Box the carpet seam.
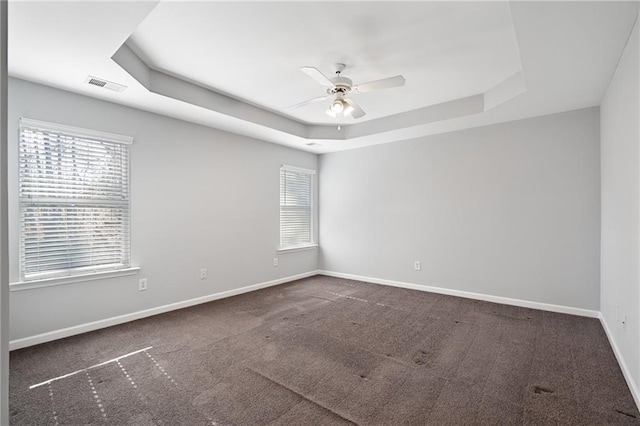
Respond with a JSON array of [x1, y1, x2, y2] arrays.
[[248, 368, 359, 425]]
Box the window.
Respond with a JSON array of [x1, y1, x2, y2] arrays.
[[18, 118, 132, 281], [280, 165, 315, 249]]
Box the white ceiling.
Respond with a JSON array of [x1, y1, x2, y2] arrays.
[[8, 1, 640, 154], [127, 1, 522, 124]]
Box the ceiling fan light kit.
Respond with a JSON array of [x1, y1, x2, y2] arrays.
[[330, 99, 345, 113], [290, 63, 406, 121]]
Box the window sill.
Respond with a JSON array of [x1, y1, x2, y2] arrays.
[[10, 267, 140, 292], [278, 244, 318, 254]]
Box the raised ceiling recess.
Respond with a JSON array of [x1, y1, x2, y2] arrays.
[[114, 1, 524, 145]]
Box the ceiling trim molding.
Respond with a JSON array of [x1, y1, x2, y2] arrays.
[[112, 43, 308, 138], [112, 41, 526, 144]]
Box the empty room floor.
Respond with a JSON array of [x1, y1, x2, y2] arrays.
[[9, 276, 640, 425]]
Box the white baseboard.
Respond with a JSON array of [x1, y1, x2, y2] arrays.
[[318, 270, 600, 318], [9, 270, 319, 351], [8, 269, 601, 350], [599, 313, 640, 409]]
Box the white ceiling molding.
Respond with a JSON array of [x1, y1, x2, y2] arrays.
[[113, 41, 524, 144], [484, 71, 527, 111], [112, 43, 308, 138]]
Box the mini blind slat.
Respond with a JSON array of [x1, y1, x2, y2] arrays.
[[22, 257, 127, 270], [19, 119, 132, 280], [21, 251, 128, 261], [280, 167, 314, 248]]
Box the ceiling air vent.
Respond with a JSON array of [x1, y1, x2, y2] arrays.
[[85, 76, 127, 93]]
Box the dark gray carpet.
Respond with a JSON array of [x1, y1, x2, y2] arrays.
[[9, 275, 640, 425]]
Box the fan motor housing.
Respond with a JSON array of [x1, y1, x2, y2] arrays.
[[328, 76, 353, 95]]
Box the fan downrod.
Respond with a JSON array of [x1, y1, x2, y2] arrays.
[[327, 63, 352, 95]]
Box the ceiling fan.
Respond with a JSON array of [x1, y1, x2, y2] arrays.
[[288, 63, 406, 119]]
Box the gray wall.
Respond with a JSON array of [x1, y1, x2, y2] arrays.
[[320, 108, 601, 310], [600, 16, 639, 400], [8, 78, 318, 341]]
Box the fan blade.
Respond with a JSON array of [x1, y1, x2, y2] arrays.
[[352, 75, 406, 93], [287, 95, 330, 110], [300, 66, 335, 88], [344, 98, 366, 119]]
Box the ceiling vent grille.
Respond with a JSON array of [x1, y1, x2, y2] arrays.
[[85, 76, 127, 93]]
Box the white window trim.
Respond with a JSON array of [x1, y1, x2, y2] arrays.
[[10, 267, 140, 291], [20, 118, 133, 145], [18, 117, 134, 283], [277, 244, 318, 254], [280, 164, 316, 175], [280, 164, 316, 250]]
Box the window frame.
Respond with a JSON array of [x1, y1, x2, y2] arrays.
[[279, 164, 317, 252], [15, 118, 134, 285]]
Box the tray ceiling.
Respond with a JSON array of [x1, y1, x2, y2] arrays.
[[8, 1, 640, 153]]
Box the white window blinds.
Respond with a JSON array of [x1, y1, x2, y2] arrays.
[[19, 118, 133, 281], [280, 165, 315, 249]]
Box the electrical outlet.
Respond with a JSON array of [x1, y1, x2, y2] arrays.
[[273, 258, 279, 267], [200, 268, 207, 280], [139, 278, 148, 291], [414, 261, 421, 271]]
